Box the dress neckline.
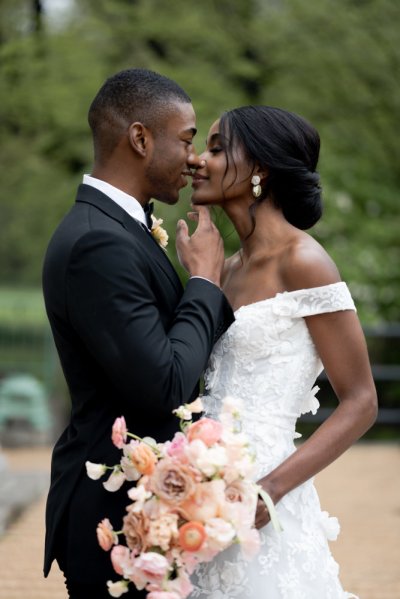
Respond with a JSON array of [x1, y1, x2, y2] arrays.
[[233, 281, 346, 315]]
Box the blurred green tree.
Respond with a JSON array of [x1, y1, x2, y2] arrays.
[[0, 0, 398, 322]]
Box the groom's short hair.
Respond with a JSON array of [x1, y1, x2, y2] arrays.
[[88, 68, 191, 159]]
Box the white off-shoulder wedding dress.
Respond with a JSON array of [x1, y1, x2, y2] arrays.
[[191, 282, 358, 599]]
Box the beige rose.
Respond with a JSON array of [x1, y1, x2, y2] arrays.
[[122, 508, 148, 555], [150, 458, 196, 504]]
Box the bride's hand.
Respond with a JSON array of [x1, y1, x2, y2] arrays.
[[254, 495, 271, 530]]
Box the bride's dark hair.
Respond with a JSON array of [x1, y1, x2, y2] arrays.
[[219, 105, 322, 230]]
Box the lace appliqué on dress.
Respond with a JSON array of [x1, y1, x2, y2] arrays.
[[194, 283, 358, 599]]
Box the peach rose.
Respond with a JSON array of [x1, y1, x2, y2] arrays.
[[186, 417, 223, 447], [150, 458, 196, 504], [96, 518, 118, 551], [179, 479, 225, 522], [112, 416, 127, 449]]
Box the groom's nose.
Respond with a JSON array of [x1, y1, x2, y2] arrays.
[[187, 147, 205, 169]]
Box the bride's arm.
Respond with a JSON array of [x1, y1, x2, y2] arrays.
[[257, 248, 377, 528]]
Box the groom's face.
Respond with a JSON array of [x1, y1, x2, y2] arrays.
[[145, 102, 198, 205]]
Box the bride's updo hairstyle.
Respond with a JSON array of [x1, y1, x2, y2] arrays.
[[219, 105, 322, 230]]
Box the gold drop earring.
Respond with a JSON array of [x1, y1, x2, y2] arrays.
[[251, 175, 262, 198]]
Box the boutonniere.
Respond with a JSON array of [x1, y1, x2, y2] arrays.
[[151, 215, 169, 249]]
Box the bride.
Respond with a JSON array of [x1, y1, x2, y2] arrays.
[[188, 106, 377, 598]]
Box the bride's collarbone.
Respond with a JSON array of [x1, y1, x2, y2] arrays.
[[223, 269, 286, 312]]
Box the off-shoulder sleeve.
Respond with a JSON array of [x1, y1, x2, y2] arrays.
[[273, 282, 356, 318]]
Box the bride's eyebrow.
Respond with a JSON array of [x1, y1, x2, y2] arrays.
[[206, 132, 222, 146]]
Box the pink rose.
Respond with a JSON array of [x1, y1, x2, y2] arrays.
[[186, 417, 223, 447], [166, 432, 189, 461], [96, 518, 118, 551], [112, 416, 127, 449], [134, 552, 170, 583], [111, 545, 131, 575]]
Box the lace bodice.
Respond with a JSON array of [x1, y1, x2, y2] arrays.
[[203, 282, 355, 478], [192, 283, 358, 598]]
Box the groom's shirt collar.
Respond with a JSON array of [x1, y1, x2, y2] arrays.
[[83, 174, 148, 228]]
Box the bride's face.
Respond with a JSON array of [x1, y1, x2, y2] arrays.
[[191, 119, 253, 206]]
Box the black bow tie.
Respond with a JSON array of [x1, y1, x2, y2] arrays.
[[144, 202, 154, 229]]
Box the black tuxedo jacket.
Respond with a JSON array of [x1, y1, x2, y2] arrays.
[[42, 184, 234, 585]]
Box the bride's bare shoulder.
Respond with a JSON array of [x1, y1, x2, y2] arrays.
[[281, 234, 341, 292]]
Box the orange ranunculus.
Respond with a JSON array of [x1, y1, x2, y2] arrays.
[[178, 521, 207, 552], [130, 442, 157, 475]]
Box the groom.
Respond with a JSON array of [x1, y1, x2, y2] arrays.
[[42, 68, 234, 598]]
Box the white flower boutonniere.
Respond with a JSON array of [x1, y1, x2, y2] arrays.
[[151, 215, 169, 249]]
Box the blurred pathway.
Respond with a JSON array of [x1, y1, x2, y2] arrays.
[[0, 444, 399, 599]]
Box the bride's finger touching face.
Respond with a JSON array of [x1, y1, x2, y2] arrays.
[[191, 119, 254, 206]]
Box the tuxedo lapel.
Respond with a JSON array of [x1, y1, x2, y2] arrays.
[[75, 184, 183, 294]]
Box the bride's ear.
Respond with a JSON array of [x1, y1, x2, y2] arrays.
[[253, 165, 269, 183]]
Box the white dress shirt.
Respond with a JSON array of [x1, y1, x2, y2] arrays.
[[83, 174, 148, 228]]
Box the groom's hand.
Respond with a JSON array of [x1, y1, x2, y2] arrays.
[[176, 205, 224, 287]]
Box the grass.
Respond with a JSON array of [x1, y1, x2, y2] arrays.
[[0, 287, 47, 328]]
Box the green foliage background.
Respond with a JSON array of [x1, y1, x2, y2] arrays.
[[0, 0, 399, 323]]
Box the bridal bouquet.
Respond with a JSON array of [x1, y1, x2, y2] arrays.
[[86, 397, 277, 598]]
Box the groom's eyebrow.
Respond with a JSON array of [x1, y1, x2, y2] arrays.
[[184, 127, 197, 138]]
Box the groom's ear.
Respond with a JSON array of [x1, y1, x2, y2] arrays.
[[128, 122, 152, 157]]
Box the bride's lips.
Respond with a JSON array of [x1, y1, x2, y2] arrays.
[[191, 174, 208, 188]]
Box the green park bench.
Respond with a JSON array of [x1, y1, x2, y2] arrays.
[[0, 373, 52, 433]]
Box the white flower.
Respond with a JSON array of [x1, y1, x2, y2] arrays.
[[85, 461, 106, 480], [120, 456, 141, 481], [103, 467, 126, 492], [320, 510, 340, 541], [300, 385, 320, 416], [172, 405, 192, 420], [196, 445, 228, 477], [186, 397, 204, 413], [205, 518, 236, 551], [106, 580, 129, 597], [151, 215, 169, 249], [127, 485, 152, 512], [221, 396, 243, 418]]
